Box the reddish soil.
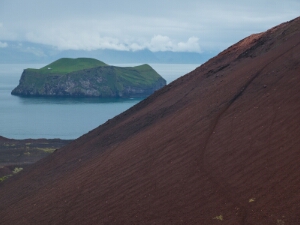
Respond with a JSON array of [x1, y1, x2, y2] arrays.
[[0, 17, 299, 225]]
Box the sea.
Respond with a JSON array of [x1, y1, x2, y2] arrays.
[[0, 63, 200, 140]]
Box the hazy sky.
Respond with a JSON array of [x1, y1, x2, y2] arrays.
[[0, 0, 299, 53]]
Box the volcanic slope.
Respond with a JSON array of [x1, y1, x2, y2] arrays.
[[0, 17, 300, 225]]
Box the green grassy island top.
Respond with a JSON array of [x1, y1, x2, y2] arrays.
[[29, 58, 108, 74], [12, 58, 166, 98]]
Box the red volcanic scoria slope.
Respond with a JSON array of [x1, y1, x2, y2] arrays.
[[0, 17, 299, 225]]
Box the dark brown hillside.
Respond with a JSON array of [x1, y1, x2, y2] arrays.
[[0, 17, 299, 224]]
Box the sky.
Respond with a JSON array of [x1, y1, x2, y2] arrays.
[[0, 0, 299, 53]]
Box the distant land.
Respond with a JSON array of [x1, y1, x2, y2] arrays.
[[0, 41, 215, 64], [11, 58, 166, 98], [0, 136, 71, 182]]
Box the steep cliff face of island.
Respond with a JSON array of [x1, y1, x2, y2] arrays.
[[11, 58, 166, 98]]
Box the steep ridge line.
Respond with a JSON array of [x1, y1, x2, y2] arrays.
[[197, 40, 300, 225]]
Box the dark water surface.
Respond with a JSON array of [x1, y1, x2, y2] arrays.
[[0, 63, 199, 139]]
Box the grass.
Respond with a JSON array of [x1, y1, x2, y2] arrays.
[[0, 167, 23, 183], [249, 198, 255, 203], [12, 167, 23, 174], [35, 147, 56, 153], [277, 219, 285, 225], [31, 58, 108, 74], [213, 215, 223, 221], [3, 143, 15, 147], [115, 64, 162, 87], [0, 175, 11, 182], [17, 58, 107, 91]]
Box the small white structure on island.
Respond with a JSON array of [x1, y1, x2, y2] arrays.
[[48, 67, 51, 70]]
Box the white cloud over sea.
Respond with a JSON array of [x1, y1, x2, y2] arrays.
[[0, 0, 299, 53]]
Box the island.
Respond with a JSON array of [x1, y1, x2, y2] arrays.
[[11, 58, 166, 98]]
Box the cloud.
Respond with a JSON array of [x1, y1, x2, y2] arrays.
[[177, 37, 201, 52], [128, 42, 145, 52], [148, 35, 201, 52], [0, 0, 299, 53], [0, 41, 8, 48], [24, 22, 201, 53], [148, 35, 173, 52], [25, 26, 130, 51]]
